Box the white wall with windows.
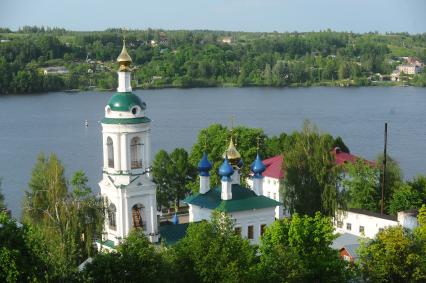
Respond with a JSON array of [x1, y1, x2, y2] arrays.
[[334, 209, 418, 239], [247, 176, 284, 219], [188, 205, 276, 244]]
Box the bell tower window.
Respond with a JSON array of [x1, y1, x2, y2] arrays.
[[130, 137, 142, 169], [108, 203, 117, 230], [107, 137, 114, 168]]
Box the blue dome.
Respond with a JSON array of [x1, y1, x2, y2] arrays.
[[251, 153, 266, 178], [219, 157, 234, 180], [198, 152, 212, 176]]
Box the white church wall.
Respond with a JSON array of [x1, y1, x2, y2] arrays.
[[335, 210, 399, 238]]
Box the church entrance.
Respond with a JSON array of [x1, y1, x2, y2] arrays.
[[131, 203, 145, 230]]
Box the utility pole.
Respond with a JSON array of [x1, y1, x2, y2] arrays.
[[381, 122, 388, 215]]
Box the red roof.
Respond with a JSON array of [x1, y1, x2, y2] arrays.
[[262, 148, 374, 180], [262, 155, 285, 179], [332, 147, 376, 167]]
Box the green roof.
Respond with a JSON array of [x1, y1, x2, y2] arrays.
[[159, 222, 191, 245], [96, 239, 115, 249], [184, 184, 281, 213], [107, 92, 146, 112], [101, 117, 151, 125]]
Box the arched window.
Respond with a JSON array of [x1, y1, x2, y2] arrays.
[[108, 203, 117, 230], [132, 203, 145, 230], [107, 137, 114, 168], [130, 137, 142, 169]]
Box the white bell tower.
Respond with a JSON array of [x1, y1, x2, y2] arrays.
[[99, 39, 159, 245]]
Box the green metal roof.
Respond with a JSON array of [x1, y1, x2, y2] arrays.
[[184, 184, 282, 213], [159, 222, 191, 245], [107, 92, 146, 112], [96, 239, 115, 249], [101, 117, 151, 125]]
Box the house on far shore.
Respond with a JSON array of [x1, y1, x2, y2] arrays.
[[43, 66, 69, 75], [221, 36, 233, 44]]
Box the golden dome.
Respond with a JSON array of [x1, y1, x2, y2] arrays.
[[117, 39, 132, 71], [223, 138, 241, 167]]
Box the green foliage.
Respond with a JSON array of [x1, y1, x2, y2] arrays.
[[82, 230, 171, 282], [342, 159, 381, 211], [258, 213, 354, 282], [389, 184, 423, 215], [173, 211, 257, 283], [152, 148, 196, 209], [283, 121, 342, 216], [22, 153, 105, 279], [0, 212, 52, 282], [358, 225, 426, 282], [1, 29, 424, 94]]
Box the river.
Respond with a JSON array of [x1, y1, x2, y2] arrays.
[[0, 87, 425, 217]]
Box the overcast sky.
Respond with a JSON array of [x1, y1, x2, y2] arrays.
[[1, 0, 425, 33]]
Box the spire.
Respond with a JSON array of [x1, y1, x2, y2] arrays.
[[116, 36, 133, 93], [117, 37, 132, 72]]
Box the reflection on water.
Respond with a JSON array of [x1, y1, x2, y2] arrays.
[[0, 87, 425, 217]]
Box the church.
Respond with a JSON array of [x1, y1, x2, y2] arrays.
[[98, 40, 282, 248]]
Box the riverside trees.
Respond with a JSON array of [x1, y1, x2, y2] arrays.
[[21, 153, 105, 279]]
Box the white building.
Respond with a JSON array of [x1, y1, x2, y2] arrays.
[[43, 66, 68, 75], [98, 40, 159, 248], [335, 208, 419, 239], [184, 139, 282, 244], [397, 64, 422, 75]]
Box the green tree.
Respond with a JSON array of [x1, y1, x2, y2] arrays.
[[389, 184, 423, 215], [82, 229, 172, 283], [258, 213, 353, 282], [153, 148, 196, 210], [173, 211, 256, 283], [358, 225, 425, 282], [0, 212, 52, 282], [342, 159, 380, 211], [22, 153, 104, 279], [284, 121, 342, 216]]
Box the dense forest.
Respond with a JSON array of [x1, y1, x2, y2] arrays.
[[0, 26, 426, 94]]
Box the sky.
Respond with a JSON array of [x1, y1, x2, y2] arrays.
[[0, 0, 425, 33]]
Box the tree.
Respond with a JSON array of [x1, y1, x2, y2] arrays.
[[0, 212, 52, 282], [389, 184, 423, 215], [258, 213, 353, 282], [22, 153, 104, 279], [82, 229, 172, 283], [284, 121, 342, 216], [152, 148, 196, 210], [342, 159, 381, 211], [173, 211, 256, 283], [358, 225, 425, 282]]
